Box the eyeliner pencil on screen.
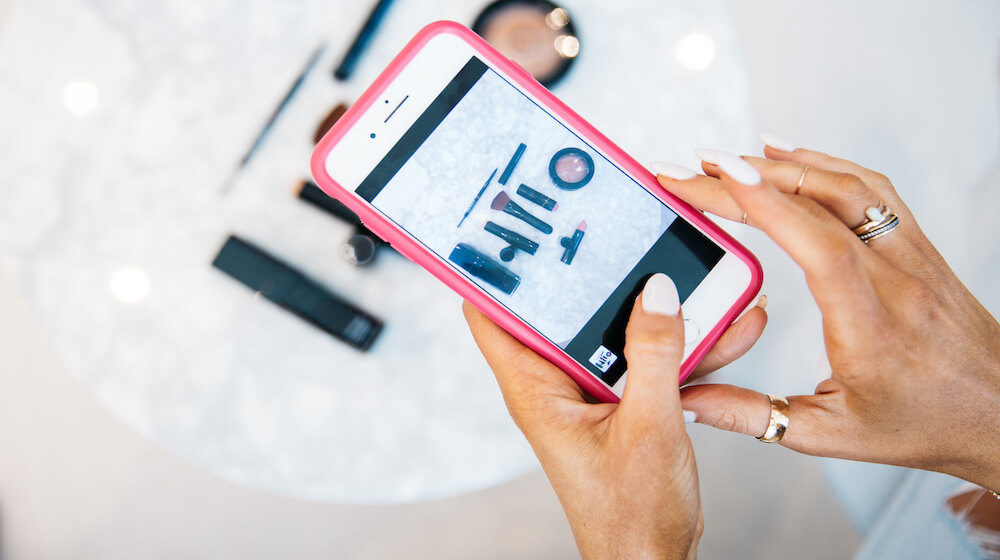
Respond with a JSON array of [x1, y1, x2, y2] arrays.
[[458, 169, 498, 228]]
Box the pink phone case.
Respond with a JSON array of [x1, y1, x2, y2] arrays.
[[310, 21, 763, 403]]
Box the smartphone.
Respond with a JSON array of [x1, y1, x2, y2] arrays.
[[310, 21, 762, 402]]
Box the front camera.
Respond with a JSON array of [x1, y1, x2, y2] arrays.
[[370, 133, 376, 139]]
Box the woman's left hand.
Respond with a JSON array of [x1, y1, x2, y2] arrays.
[[463, 274, 705, 560]]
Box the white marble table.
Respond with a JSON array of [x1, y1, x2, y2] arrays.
[[0, 0, 755, 502]]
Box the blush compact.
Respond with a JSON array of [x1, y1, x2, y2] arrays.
[[549, 147, 594, 190], [471, 0, 580, 88]]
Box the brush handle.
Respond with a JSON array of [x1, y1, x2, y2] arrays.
[[504, 201, 552, 234]]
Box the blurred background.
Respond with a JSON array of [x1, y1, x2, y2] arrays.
[[0, 0, 997, 558]]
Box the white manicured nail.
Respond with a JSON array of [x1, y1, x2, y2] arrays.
[[683, 410, 698, 424], [760, 132, 797, 152], [695, 148, 727, 165], [650, 161, 698, 180], [641, 273, 680, 317], [716, 151, 762, 186]]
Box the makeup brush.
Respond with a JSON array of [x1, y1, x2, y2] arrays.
[[560, 220, 587, 265], [490, 191, 553, 234]]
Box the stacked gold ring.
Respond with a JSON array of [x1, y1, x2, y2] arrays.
[[852, 203, 900, 244]]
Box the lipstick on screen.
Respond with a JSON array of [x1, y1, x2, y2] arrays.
[[559, 220, 587, 265]]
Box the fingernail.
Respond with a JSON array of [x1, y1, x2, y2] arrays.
[[759, 132, 797, 152], [683, 410, 698, 424], [756, 294, 768, 310], [650, 161, 698, 180], [716, 151, 762, 186], [641, 273, 680, 317], [694, 148, 727, 165]]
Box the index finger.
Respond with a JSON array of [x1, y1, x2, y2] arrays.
[[705, 151, 882, 317]]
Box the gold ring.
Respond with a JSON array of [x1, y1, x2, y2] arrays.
[[852, 203, 900, 243], [741, 212, 748, 224], [794, 166, 810, 195], [857, 214, 900, 243], [758, 394, 790, 443]]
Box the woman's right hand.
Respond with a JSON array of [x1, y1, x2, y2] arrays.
[[653, 140, 1000, 492]]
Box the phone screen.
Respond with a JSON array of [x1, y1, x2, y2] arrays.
[[357, 56, 723, 386]]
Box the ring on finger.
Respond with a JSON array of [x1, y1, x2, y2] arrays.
[[794, 166, 810, 195], [758, 394, 790, 443], [741, 211, 748, 225], [852, 203, 901, 243]]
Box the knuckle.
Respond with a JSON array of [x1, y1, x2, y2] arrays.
[[712, 398, 759, 436], [869, 171, 893, 189], [835, 173, 869, 199], [624, 329, 681, 365], [824, 237, 860, 271]]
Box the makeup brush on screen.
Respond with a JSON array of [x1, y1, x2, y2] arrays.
[[490, 191, 553, 234]]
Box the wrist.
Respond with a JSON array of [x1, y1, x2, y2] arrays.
[[574, 517, 701, 560]]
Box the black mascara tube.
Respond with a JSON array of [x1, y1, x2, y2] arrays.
[[212, 235, 383, 351]]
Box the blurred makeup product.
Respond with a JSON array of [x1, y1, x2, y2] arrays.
[[333, 0, 395, 81], [449, 243, 520, 295], [296, 180, 391, 266], [559, 220, 587, 265], [458, 169, 498, 228], [490, 191, 553, 234], [485, 220, 539, 261], [516, 183, 558, 210], [471, 0, 579, 88], [314, 102, 350, 144], [220, 44, 326, 195], [297, 180, 363, 226], [212, 235, 383, 351], [343, 234, 380, 266], [499, 143, 526, 185], [549, 147, 594, 190]]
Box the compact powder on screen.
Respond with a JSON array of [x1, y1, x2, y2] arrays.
[[472, 0, 580, 88], [549, 147, 594, 190]]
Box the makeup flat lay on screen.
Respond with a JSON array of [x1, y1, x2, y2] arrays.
[[352, 56, 725, 387]]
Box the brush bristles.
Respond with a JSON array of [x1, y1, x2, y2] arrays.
[[490, 191, 511, 210]]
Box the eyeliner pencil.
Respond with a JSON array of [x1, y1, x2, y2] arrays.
[[333, 0, 395, 81], [220, 44, 326, 194]]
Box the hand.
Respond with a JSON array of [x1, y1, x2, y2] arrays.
[[653, 140, 1000, 491], [463, 274, 702, 560]]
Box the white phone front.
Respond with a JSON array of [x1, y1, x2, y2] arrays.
[[317, 25, 760, 398]]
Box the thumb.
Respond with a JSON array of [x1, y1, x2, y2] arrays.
[[618, 273, 686, 423], [679, 383, 842, 456]]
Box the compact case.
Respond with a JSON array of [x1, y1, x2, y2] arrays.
[[310, 21, 762, 403]]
